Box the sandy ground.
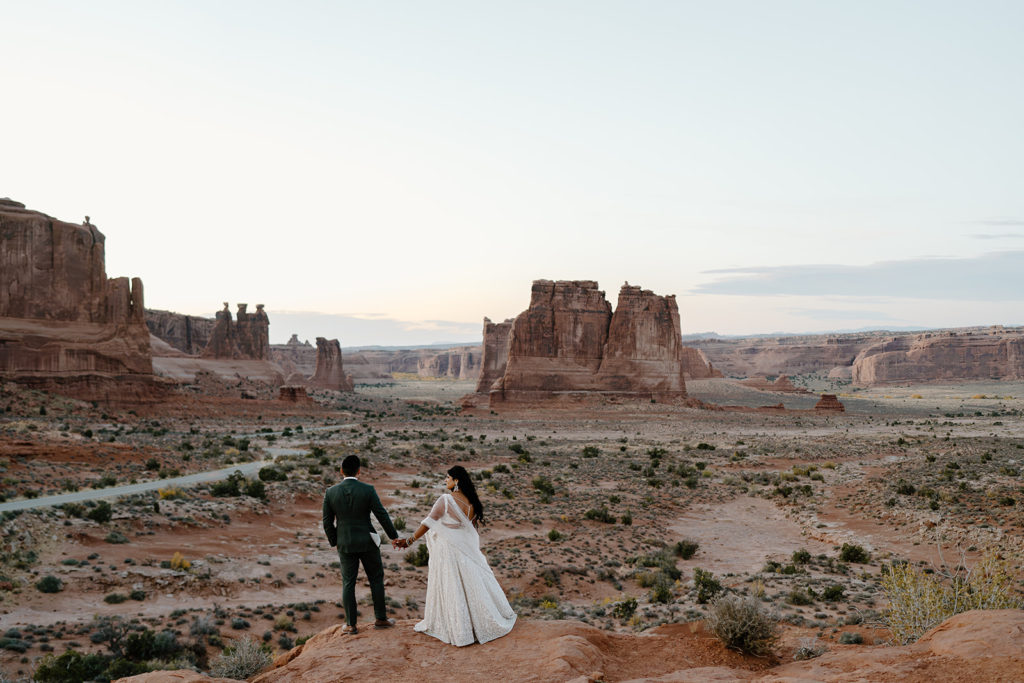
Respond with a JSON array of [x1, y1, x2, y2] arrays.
[[1, 377, 1022, 680]]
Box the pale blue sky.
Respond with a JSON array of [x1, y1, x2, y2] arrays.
[[3, 2, 1023, 346]]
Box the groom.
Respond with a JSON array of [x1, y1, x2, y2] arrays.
[[323, 455, 402, 634]]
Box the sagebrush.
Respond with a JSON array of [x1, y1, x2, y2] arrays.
[[209, 637, 272, 679], [706, 593, 780, 655]]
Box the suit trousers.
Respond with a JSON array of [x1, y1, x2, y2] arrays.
[[339, 546, 387, 625]]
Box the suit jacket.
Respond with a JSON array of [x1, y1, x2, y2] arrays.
[[322, 478, 399, 554]]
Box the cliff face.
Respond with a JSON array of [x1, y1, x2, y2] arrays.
[[145, 309, 215, 355], [490, 280, 692, 404], [0, 198, 160, 402], [474, 317, 514, 393], [852, 329, 1024, 385], [308, 337, 354, 391]]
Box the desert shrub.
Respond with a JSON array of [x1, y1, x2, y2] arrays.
[[582, 446, 600, 457], [169, 551, 191, 572], [839, 631, 863, 644], [105, 531, 129, 544], [548, 529, 563, 542], [35, 575, 62, 593], [619, 510, 632, 525], [231, 617, 250, 630], [244, 479, 267, 500], [158, 486, 186, 500], [839, 543, 870, 564], [33, 650, 110, 682], [258, 466, 288, 482], [0, 637, 29, 653], [611, 597, 637, 620], [104, 592, 128, 604], [693, 568, 723, 604], [792, 636, 826, 660], [584, 507, 616, 524], [532, 475, 556, 497], [394, 516, 406, 531], [209, 636, 272, 679], [145, 458, 160, 471], [130, 589, 146, 601], [792, 548, 811, 564], [822, 584, 845, 602], [706, 594, 780, 655], [86, 500, 113, 523], [673, 539, 699, 560], [405, 543, 429, 567], [882, 550, 1023, 644], [787, 588, 813, 606], [649, 578, 673, 604]]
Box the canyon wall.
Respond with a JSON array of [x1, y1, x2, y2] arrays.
[[489, 280, 692, 405], [0, 198, 161, 402], [474, 318, 514, 393], [146, 309, 215, 355], [852, 328, 1024, 385], [200, 303, 270, 360]]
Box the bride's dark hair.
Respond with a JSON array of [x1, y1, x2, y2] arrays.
[[448, 465, 484, 526]]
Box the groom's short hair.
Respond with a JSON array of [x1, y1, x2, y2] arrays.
[[342, 455, 361, 477]]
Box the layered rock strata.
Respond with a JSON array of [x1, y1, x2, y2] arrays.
[[852, 328, 1024, 385], [739, 375, 811, 394], [474, 318, 514, 393], [0, 199, 162, 402], [308, 338, 354, 391], [145, 309, 215, 355], [488, 280, 692, 405], [199, 303, 270, 360], [814, 394, 845, 412]]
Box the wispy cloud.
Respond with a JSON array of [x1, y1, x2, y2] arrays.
[[694, 251, 1024, 301], [785, 308, 900, 322]]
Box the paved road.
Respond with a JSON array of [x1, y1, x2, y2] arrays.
[[0, 459, 275, 513]]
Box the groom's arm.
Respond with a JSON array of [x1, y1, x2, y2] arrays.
[[322, 492, 337, 547], [369, 487, 399, 540]]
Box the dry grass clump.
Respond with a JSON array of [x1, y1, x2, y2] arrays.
[[882, 549, 1023, 644], [209, 636, 271, 679], [705, 593, 780, 656]]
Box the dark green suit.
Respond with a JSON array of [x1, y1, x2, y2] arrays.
[[322, 477, 399, 626]]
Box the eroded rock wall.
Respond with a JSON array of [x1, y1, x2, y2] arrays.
[[146, 309, 215, 355], [474, 317, 514, 393], [852, 328, 1024, 385], [0, 198, 161, 402], [490, 280, 692, 404], [199, 303, 270, 360]]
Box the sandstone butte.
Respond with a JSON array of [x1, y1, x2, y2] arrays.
[[200, 303, 271, 361], [116, 609, 1024, 683], [307, 337, 355, 392], [0, 198, 164, 403], [470, 280, 720, 408]]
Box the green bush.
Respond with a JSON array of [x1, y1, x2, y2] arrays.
[[36, 575, 63, 593], [693, 568, 723, 604], [792, 548, 811, 564], [611, 597, 637, 620], [822, 584, 845, 602], [582, 446, 600, 458], [105, 531, 129, 544], [104, 592, 128, 604], [839, 631, 863, 644], [839, 543, 870, 564], [674, 539, 699, 560], [405, 543, 429, 567], [258, 467, 288, 482], [706, 594, 780, 656], [86, 501, 113, 523], [584, 507, 616, 524]]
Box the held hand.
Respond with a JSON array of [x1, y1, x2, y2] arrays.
[[392, 538, 408, 549]]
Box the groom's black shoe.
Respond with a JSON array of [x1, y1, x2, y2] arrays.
[[340, 624, 358, 635], [374, 618, 396, 629]]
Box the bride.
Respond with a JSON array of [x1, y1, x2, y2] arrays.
[[401, 465, 516, 646]]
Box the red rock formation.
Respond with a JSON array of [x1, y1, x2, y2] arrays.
[[270, 335, 316, 384], [117, 610, 1024, 683], [0, 199, 163, 402], [680, 346, 723, 379], [814, 393, 845, 412], [852, 328, 1024, 386], [489, 280, 692, 405], [417, 347, 480, 379], [199, 302, 270, 360], [308, 338, 354, 392], [145, 309, 215, 355], [475, 317, 514, 393], [278, 386, 312, 402]]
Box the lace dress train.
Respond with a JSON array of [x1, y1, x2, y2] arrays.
[[413, 494, 516, 646]]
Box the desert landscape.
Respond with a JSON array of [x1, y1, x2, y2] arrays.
[[1, 199, 1022, 681]]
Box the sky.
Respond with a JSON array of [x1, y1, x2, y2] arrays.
[[3, 1, 1023, 347]]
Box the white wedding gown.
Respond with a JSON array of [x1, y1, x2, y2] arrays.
[[413, 493, 517, 646]]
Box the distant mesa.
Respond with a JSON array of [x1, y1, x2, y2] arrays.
[[0, 198, 166, 403], [467, 279, 719, 408], [278, 385, 313, 403]]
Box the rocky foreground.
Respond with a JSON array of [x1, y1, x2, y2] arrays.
[[119, 610, 1024, 683]]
